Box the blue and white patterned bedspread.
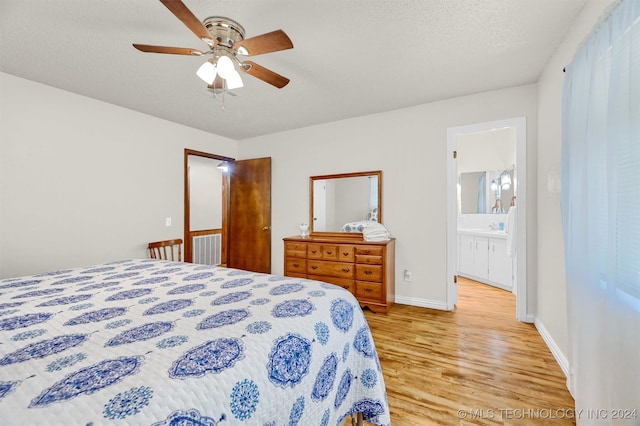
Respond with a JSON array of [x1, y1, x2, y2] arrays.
[[0, 259, 390, 426]]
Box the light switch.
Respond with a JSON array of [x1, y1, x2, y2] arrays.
[[165, 217, 172, 227]]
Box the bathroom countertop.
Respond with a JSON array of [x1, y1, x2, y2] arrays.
[[458, 228, 507, 238]]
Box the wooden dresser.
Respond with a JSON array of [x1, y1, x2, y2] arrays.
[[283, 235, 395, 314]]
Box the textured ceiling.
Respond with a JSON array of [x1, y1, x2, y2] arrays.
[[0, 0, 587, 140]]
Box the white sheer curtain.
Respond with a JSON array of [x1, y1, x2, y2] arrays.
[[562, 0, 640, 423]]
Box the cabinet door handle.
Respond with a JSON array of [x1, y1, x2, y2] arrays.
[[311, 265, 318, 270], [341, 268, 350, 273]]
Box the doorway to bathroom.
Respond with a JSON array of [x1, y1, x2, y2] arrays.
[[446, 117, 529, 322]]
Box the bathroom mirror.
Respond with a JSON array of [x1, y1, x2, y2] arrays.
[[310, 171, 382, 235], [460, 169, 514, 214]]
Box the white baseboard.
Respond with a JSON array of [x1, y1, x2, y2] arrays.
[[534, 317, 570, 378], [394, 296, 450, 311]]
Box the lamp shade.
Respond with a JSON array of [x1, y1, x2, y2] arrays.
[[196, 61, 216, 85], [500, 170, 512, 191], [490, 178, 499, 192], [216, 55, 235, 79], [225, 70, 244, 89]]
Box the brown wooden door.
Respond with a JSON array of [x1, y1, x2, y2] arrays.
[[228, 157, 271, 273]]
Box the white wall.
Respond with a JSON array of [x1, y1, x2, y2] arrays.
[[457, 127, 517, 173], [0, 72, 237, 278], [238, 84, 537, 309], [535, 0, 616, 369], [189, 155, 223, 230]]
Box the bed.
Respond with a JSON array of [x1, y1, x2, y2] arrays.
[[0, 259, 390, 425]]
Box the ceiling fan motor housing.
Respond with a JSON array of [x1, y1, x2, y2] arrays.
[[203, 17, 245, 49]]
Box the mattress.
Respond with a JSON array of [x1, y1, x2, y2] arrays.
[[0, 259, 390, 425]]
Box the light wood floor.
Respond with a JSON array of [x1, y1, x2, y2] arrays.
[[361, 277, 575, 425]]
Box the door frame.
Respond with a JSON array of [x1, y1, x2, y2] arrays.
[[446, 117, 529, 322], [184, 149, 234, 263]]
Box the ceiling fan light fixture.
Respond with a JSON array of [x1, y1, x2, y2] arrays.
[[216, 55, 235, 79], [225, 70, 244, 89], [196, 61, 217, 84], [133, 3, 293, 91]]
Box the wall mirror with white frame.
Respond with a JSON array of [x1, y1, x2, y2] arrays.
[[310, 171, 382, 235]]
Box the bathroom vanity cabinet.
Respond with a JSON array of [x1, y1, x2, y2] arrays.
[[458, 230, 513, 290]]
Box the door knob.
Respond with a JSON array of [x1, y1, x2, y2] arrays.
[[262, 226, 270, 231]]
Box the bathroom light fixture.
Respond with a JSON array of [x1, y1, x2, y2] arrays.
[[500, 170, 512, 191], [490, 177, 499, 193]]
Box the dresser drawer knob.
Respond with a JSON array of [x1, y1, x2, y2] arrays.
[[293, 263, 300, 268], [311, 250, 317, 254], [364, 288, 372, 292], [342, 252, 349, 256], [364, 270, 373, 275], [326, 250, 333, 255], [341, 268, 350, 273], [311, 265, 318, 270]]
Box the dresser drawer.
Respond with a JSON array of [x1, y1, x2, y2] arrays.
[[286, 249, 307, 258], [307, 260, 354, 279], [285, 258, 307, 275], [355, 246, 384, 257], [355, 254, 383, 265], [307, 244, 322, 259], [285, 242, 307, 252], [356, 281, 383, 301], [355, 264, 383, 282], [337, 245, 355, 262], [308, 274, 354, 293]]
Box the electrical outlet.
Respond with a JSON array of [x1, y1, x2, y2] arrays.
[[165, 217, 172, 227], [403, 269, 413, 282]]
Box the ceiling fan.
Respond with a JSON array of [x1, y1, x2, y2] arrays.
[[133, 0, 294, 90]]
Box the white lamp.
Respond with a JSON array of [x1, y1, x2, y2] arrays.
[[216, 55, 235, 79], [490, 177, 499, 192], [225, 70, 244, 89], [500, 170, 512, 191], [196, 61, 216, 85], [197, 55, 243, 89]]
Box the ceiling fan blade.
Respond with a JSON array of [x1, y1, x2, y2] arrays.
[[133, 44, 204, 56], [235, 30, 293, 56], [159, 0, 216, 46], [241, 61, 290, 88]]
